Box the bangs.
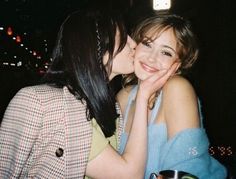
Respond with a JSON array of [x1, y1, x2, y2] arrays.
[[143, 25, 172, 42]]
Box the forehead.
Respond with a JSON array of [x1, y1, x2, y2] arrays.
[[146, 27, 177, 43], [145, 26, 174, 39]]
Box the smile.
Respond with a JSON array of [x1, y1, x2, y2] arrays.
[[140, 62, 158, 73]]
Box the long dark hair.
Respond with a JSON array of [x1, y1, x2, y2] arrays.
[[43, 9, 128, 137]]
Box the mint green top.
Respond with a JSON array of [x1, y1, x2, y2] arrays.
[[89, 118, 118, 161]]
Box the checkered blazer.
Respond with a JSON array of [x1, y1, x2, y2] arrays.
[[0, 85, 123, 179]]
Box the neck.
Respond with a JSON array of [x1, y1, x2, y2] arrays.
[[137, 82, 160, 110]]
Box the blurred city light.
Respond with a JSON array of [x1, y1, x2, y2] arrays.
[[16, 35, 21, 43], [7, 27, 13, 35], [0, 24, 50, 75]]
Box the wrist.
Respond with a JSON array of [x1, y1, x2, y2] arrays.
[[136, 91, 149, 103]]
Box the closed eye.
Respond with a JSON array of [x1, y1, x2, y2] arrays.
[[141, 41, 151, 48]]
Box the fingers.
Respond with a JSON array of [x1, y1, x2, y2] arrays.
[[146, 69, 168, 83], [149, 62, 180, 90], [138, 62, 181, 100], [146, 62, 179, 83], [138, 70, 167, 98], [139, 70, 167, 95]]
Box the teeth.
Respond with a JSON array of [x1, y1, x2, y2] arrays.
[[141, 63, 157, 72]]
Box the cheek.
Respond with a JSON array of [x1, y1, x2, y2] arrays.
[[112, 58, 134, 74], [134, 47, 143, 58], [134, 51, 142, 67], [134, 61, 148, 80], [162, 62, 172, 70], [111, 59, 119, 72], [133, 59, 139, 72], [162, 60, 176, 70]]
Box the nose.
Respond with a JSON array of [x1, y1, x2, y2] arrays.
[[147, 50, 165, 69], [148, 49, 159, 63]]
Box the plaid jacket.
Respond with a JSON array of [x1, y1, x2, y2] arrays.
[[0, 85, 123, 179]]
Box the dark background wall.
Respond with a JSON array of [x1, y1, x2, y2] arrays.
[[0, 0, 235, 175]]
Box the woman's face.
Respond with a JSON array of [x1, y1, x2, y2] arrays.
[[103, 32, 137, 80], [134, 28, 179, 81]]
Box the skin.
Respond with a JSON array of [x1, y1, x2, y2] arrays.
[[86, 30, 177, 179], [103, 32, 137, 80], [119, 28, 200, 143], [134, 28, 180, 81]]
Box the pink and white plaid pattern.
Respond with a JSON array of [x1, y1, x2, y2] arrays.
[[0, 85, 93, 178]]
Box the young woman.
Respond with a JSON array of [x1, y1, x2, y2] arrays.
[[0, 9, 176, 179], [118, 13, 227, 179]]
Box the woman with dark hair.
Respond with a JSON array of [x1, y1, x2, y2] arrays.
[[0, 9, 176, 178]]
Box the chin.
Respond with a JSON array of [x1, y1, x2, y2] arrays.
[[135, 72, 149, 81]]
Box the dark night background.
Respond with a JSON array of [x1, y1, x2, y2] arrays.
[[0, 0, 235, 177]]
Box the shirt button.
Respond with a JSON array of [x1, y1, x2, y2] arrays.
[[55, 148, 64, 157]]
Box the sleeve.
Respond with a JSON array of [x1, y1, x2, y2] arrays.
[[0, 87, 43, 178], [159, 128, 227, 179]]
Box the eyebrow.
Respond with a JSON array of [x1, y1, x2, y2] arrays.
[[142, 36, 152, 41], [143, 36, 177, 54]]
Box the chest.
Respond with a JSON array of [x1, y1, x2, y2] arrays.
[[124, 98, 165, 134]]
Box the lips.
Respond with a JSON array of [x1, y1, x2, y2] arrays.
[[140, 62, 158, 73]]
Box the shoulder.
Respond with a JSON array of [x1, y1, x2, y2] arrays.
[[162, 75, 198, 110], [2, 85, 49, 130], [17, 84, 63, 96], [163, 75, 196, 97], [11, 84, 66, 111], [33, 84, 64, 97], [162, 75, 198, 108], [116, 85, 134, 114], [162, 75, 200, 138], [9, 85, 44, 105]]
